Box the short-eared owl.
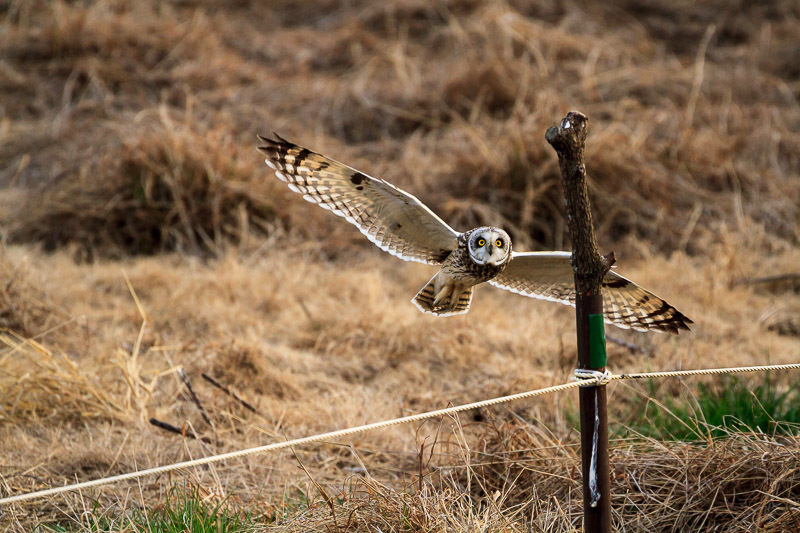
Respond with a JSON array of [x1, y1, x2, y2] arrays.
[[258, 134, 692, 334]]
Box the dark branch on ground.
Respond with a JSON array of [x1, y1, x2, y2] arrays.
[[202, 372, 259, 414], [179, 369, 213, 429], [149, 418, 211, 443]]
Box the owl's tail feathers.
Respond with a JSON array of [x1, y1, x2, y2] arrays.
[[412, 275, 473, 317]]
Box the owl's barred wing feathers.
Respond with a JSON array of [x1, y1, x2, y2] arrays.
[[488, 252, 693, 334], [258, 134, 459, 265]]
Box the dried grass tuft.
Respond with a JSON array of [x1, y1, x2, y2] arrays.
[[7, 116, 276, 258], [0, 331, 128, 423], [0, 256, 63, 336], [467, 416, 800, 531]]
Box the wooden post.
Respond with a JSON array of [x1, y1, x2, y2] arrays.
[[546, 111, 612, 532]]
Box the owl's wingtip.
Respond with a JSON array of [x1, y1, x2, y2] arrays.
[[256, 131, 291, 148], [661, 311, 693, 334], [256, 133, 275, 153]]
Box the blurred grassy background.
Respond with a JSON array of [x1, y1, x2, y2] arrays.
[[1, 1, 799, 531], [2, 0, 798, 259]]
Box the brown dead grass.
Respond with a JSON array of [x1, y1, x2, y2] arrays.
[[463, 417, 800, 532], [2, 0, 799, 256], [1, 0, 799, 530], [6, 112, 277, 258], [260, 419, 800, 532], [0, 243, 798, 530]]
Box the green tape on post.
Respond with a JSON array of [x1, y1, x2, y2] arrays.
[[589, 313, 607, 368]]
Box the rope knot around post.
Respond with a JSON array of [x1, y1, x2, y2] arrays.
[[574, 368, 614, 387]]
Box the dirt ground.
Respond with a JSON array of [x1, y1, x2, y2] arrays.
[[1, 0, 799, 530]]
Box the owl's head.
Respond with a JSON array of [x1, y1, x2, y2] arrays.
[[467, 227, 511, 266]]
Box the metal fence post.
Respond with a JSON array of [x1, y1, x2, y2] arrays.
[[546, 111, 612, 533]]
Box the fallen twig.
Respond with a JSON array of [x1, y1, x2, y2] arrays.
[[179, 369, 213, 428], [201, 372, 259, 414], [149, 418, 210, 443]]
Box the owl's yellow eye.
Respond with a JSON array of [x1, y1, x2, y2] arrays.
[[477, 239, 486, 247], [495, 239, 504, 247]]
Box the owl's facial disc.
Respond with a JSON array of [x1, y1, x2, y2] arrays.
[[468, 228, 511, 266]]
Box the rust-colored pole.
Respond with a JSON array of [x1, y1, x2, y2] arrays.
[[546, 111, 612, 533]]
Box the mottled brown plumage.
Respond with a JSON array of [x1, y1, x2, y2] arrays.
[[258, 134, 693, 332]]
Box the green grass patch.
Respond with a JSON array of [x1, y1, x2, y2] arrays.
[[42, 485, 258, 532], [624, 374, 800, 440]]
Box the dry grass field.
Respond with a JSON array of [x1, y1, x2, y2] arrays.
[[1, 0, 799, 530]]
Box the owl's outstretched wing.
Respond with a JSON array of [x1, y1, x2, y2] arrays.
[[488, 252, 693, 334], [258, 134, 459, 265]]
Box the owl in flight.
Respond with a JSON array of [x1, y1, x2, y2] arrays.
[[258, 134, 692, 334]]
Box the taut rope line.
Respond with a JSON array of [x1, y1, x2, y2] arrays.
[[0, 379, 587, 505], [1, 362, 798, 506]]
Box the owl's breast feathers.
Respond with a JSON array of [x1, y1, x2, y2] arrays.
[[444, 232, 509, 283]]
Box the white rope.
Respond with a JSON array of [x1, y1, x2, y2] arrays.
[[2, 361, 798, 506], [574, 368, 613, 386], [0, 379, 587, 506], [573, 362, 800, 385], [614, 362, 800, 379]]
